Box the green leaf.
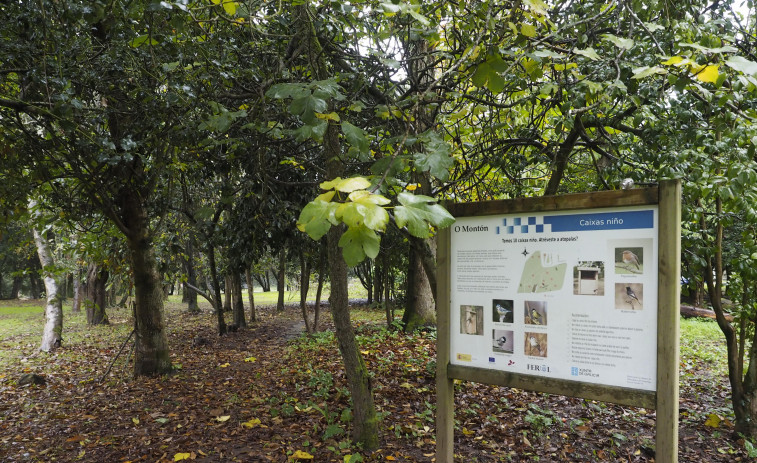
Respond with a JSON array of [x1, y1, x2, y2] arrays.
[[471, 62, 490, 88], [602, 34, 634, 50], [394, 192, 455, 238], [342, 122, 369, 155], [321, 176, 372, 193], [265, 83, 310, 100], [521, 23, 537, 38], [414, 131, 453, 180], [290, 95, 328, 122], [407, 9, 430, 26], [297, 200, 338, 240], [726, 56, 757, 76], [348, 190, 390, 206], [573, 47, 600, 61], [679, 43, 738, 54], [631, 66, 666, 79], [339, 225, 380, 266], [129, 35, 158, 48], [336, 199, 388, 232]]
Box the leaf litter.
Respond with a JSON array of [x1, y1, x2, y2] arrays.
[[0, 300, 751, 462]]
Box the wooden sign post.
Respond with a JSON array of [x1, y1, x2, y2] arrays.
[[436, 180, 680, 462]]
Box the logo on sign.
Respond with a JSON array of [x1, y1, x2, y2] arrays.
[[527, 364, 550, 373]]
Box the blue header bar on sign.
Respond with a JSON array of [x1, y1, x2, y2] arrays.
[[544, 210, 654, 232]]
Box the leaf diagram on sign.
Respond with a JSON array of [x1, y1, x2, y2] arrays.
[[517, 251, 567, 293]]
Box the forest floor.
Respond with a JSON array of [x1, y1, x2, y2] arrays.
[[0, 298, 754, 462]]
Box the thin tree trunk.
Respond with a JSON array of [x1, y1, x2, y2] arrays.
[[10, 276, 21, 299], [30, 200, 62, 352], [207, 245, 227, 335], [313, 243, 326, 332], [277, 247, 286, 312], [300, 249, 312, 334], [223, 274, 232, 313], [704, 197, 757, 437], [184, 236, 199, 313], [84, 263, 109, 325], [231, 271, 246, 329], [295, 3, 378, 448], [72, 266, 82, 313], [245, 268, 257, 323]]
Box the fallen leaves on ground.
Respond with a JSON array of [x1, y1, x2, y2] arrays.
[[0, 300, 751, 462]]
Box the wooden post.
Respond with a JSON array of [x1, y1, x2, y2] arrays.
[[656, 179, 681, 463], [436, 227, 454, 462]]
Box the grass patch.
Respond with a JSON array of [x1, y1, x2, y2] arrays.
[[680, 317, 728, 375]]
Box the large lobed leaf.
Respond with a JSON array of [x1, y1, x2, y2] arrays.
[[338, 224, 380, 266], [394, 192, 455, 238]]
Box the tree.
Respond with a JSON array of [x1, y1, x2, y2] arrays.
[[29, 199, 63, 352]]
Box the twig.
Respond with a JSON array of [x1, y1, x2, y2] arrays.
[[99, 329, 134, 383]]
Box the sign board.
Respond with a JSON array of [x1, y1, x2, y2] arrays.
[[436, 181, 681, 463], [449, 205, 658, 391]]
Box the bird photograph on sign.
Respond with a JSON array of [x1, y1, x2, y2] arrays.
[[614, 283, 644, 310], [615, 246, 645, 275], [524, 332, 548, 357], [492, 299, 514, 323], [524, 300, 547, 326], [492, 329, 514, 354]]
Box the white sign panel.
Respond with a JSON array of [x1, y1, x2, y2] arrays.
[[449, 205, 658, 391]]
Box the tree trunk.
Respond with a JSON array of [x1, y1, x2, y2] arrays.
[[223, 274, 232, 313], [299, 249, 312, 334], [231, 271, 246, 329], [84, 263, 109, 325], [245, 268, 257, 323], [184, 236, 200, 313], [295, 3, 379, 448], [10, 276, 21, 299], [402, 236, 436, 331], [30, 202, 62, 352], [704, 198, 757, 438], [71, 267, 82, 312], [207, 245, 227, 335], [254, 271, 271, 292], [373, 257, 382, 305], [277, 247, 286, 312], [313, 243, 326, 332], [122, 192, 172, 376], [29, 271, 42, 299]]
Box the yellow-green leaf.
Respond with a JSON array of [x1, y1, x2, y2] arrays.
[[315, 191, 336, 202], [174, 453, 191, 461], [694, 64, 719, 84], [244, 356, 256, 363], [216, 415, 231, 422], [132, 417, 140, 425], [223, 1, 238, 15], [521, 23, 537, 38], [661, 56, 686, 66], [315, 112, 340, 122], [242, 418, 261, 428], [321, 177, 371, 193], [704, 414, 722, 428], [291, 449, 314, 460], [219, 362, 230, 368]]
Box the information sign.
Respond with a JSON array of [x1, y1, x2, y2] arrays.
[[449, 205, 658, 390]]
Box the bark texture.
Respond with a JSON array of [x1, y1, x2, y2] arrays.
[[31, 204, 63, 352]]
